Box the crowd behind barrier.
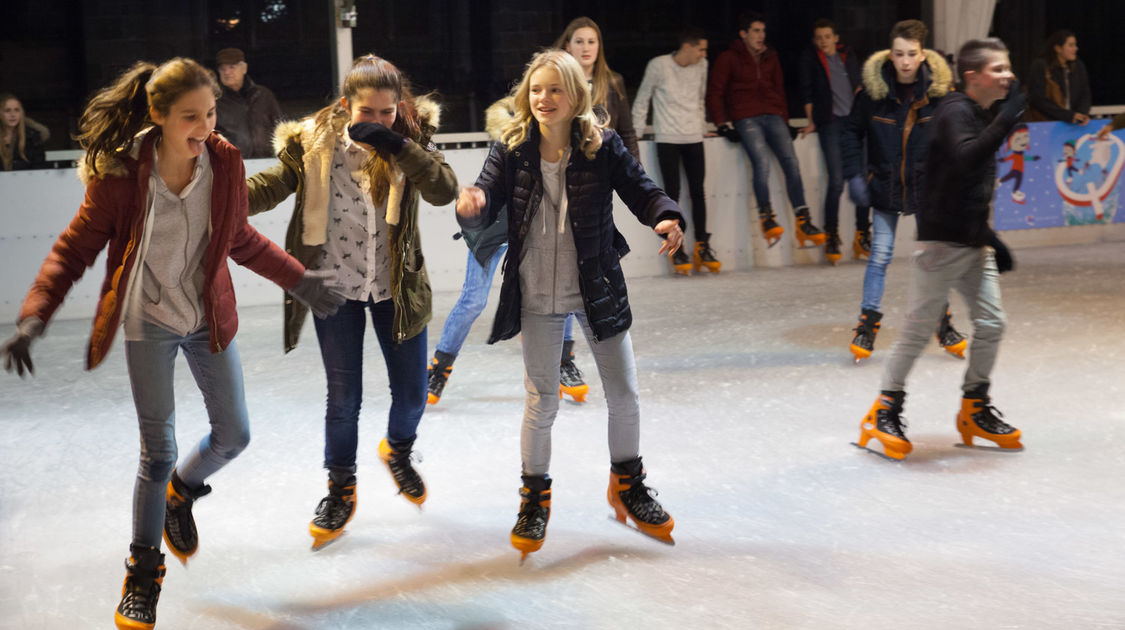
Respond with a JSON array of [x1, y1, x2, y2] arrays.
[[4, 128, 1124, 325]]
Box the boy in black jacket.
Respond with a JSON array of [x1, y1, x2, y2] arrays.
[[855, 38, 1025, 461]]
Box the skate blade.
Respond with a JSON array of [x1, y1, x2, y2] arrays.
[[310, 530, 346, 551], [608, 515, 676, 546], [954, 443, 1024, 453], [850, 442, 906, 461], [162, 532, 193, 567]]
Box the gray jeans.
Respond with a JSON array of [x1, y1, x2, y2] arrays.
[[881, 242, 1007, 393], [520, 309, 640, 476]]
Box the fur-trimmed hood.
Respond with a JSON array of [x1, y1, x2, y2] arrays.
[[862, 49, 952, 101], [484, 96, 515, 141]]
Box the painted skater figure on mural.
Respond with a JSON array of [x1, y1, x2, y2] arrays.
[[996, 124, 1039, 204], [1060, 140, 1083, 184]]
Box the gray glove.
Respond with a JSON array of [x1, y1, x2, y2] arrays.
[[847, 175, 870, 208], [2, 317, 45, 377], [289, 270, 347, 319]]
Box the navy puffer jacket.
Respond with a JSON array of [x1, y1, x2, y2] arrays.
[[459, 121, 683, 344]]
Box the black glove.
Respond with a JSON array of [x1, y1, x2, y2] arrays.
[[988, 232, 1015, 273], [2, 317, 45, 377], [348, 122, 406, 155], [718, 122, 740, 144], [289, 270, 348, 319], [996, 80, 1027, 124]]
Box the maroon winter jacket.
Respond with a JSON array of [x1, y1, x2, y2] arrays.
[[706, 40, 789, 125], [19, 128, 305, 369]]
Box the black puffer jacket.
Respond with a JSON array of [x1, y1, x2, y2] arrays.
[[917, 91, 1021, 246], [459, 122, 682, 344]]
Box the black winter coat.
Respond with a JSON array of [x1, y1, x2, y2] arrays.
[[840, 50, 952, 215], [799, 45, 861, 127], [216, 78, 282, 159], [1026, 58, 1091, 122], [917, 92, 1021, 247], [459, 122, 683, 344]]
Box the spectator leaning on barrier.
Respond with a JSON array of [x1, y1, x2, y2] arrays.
[[1026, 30, 1091, 124], [798, 18, 865, 264], [707, 10, 827, 251], [0, 93, 46, 170], [632, 26, 719, 276], [214, 47, 283, 158]]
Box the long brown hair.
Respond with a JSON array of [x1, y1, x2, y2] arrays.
[[1041, 29, 1077, 68], [553, 17, 625, 108], [313, 54, 429, 204], [76, 57, 220, 175], [500, 49, 604, 160], [0, 93, 28, 170]]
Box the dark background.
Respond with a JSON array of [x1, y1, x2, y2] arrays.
[[1, 0, 1119, 150]]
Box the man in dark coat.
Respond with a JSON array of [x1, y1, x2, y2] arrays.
[[215, 48, 282, 159]]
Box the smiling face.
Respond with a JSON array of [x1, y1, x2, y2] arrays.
[[814, 27, 839, 56], [966, 50, 1013, 106], [1055, 36, 1078, 63], [342, 87, 399, 130], [1010, 129, 1030, 151], [565, 27, 599, 73], [150, 86, 216, 159], [529, 65, 573, 129], [891, 37, 923, 83], [2, 98, 22, 130]]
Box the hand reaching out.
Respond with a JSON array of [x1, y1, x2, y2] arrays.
[[654, 219, 684, 257]]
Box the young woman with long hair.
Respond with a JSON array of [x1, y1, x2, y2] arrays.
[[456, 50, 683, 560], [0, 57, 344, 629], [247, 54, 458, 549]]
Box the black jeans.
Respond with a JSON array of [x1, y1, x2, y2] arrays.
[[656, 142, 708, 240]]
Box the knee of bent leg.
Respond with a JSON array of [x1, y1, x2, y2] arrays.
[[139, 446, 177, 482], [869, 239, 895, 266], [974, 310, 1007, 339]]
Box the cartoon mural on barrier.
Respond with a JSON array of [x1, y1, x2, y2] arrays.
[[993, 120, 1125, 229]]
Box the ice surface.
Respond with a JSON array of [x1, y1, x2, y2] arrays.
[[2, 242, 1124, 629]]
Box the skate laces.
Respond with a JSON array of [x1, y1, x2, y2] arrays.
[[876, 405, 908, 438], [386, 449, 424, 496], [972, 401, 1014, 434], [619, 474, 668, 523]]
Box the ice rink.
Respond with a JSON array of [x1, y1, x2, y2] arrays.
[[2, 241, 1123, 629]]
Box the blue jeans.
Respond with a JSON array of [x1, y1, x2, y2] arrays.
[[437, 244, 573, 356], [861, 209, 899, 312], [735, 114, 806, 210], [313, 297, 428, 476], [125, 322, 251, 548]]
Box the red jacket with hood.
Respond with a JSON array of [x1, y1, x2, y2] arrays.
[[707, 40, 789, 125], [19, 128, 305, 369]]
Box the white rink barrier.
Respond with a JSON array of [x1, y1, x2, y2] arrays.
[[3, 136, 1123, 322]]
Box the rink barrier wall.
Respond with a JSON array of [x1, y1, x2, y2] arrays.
[[4, 136, 1124, 322]]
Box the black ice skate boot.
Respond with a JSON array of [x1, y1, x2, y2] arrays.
[[511, 474, 552, 561], [693, 234, 721, 273], [825, 230, 842, 265], [935, 309, 968, 359], [379, 438, 427, 506], [758, 205, 783, 248], [793, 206, 827, 248], [559, 339, 589, 403], [309, 474, 356, 550], [114, 544, 166, 630], [849, 308, 882, 362], [957, 385, 1023, 451], [853, 227, 871, 260], [163, 469, 211, 566], [608, 457, 675, 544], [670, 247, 692, 276], [427, 350, 455, 405], [856, 390, 912, 460]]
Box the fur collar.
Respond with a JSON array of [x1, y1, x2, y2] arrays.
[[861, 49, 952, 101]]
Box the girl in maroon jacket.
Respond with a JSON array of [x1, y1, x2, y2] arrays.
[[0, 58, 344, 629]]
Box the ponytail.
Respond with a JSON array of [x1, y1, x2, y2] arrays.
[[76, 62, 156, 175]]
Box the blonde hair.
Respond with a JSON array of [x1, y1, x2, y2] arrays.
[[76, 58, 220, 175], [311, 54, 429, 204], [0, 94, 27, 170], [500, 49, 604, 160], [553, 16, 624, 108]]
